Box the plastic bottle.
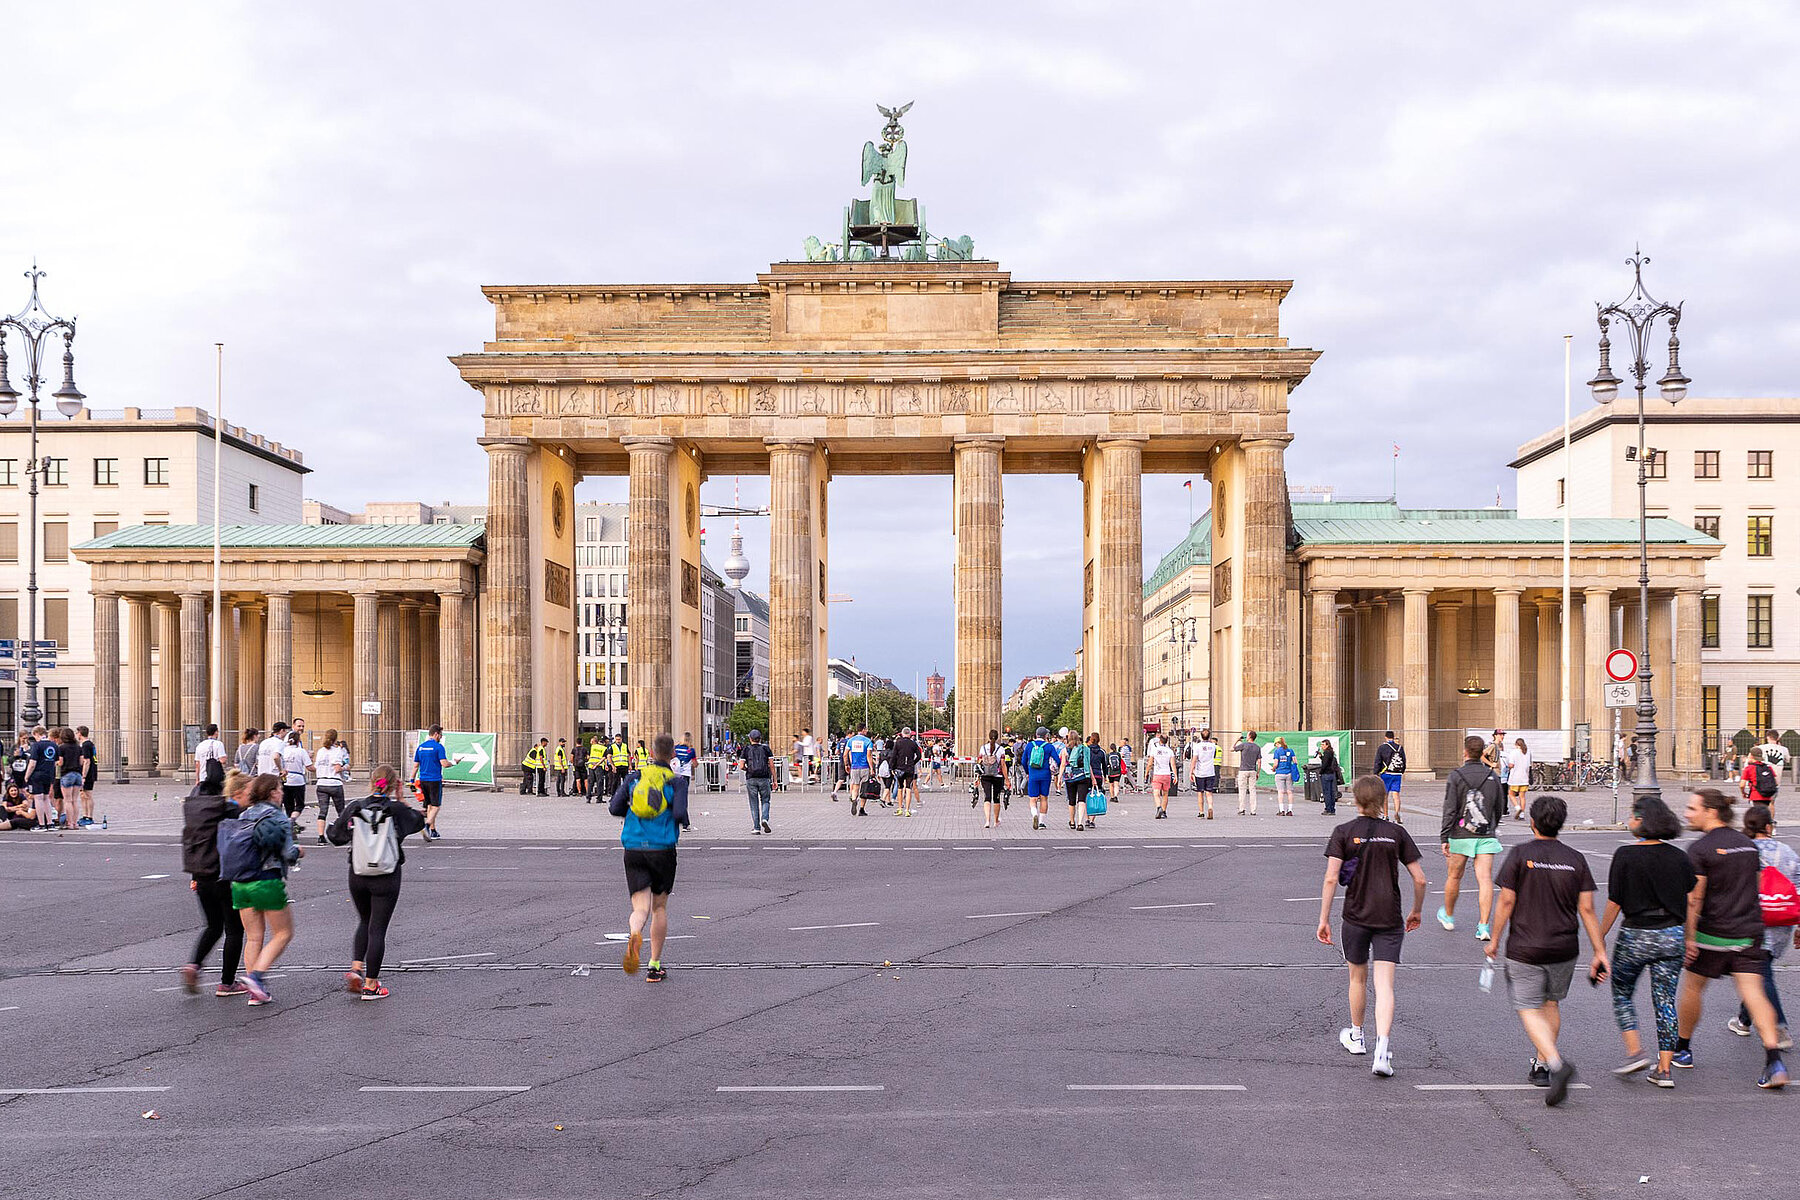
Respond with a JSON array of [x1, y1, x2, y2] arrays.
[[1479, 956, 1495, 994]]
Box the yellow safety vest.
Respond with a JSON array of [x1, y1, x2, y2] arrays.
[[611, 743, 630, 768], [587, 741, 607, 768], [523, 745, 547, 769], [553, 745, 570, 769]]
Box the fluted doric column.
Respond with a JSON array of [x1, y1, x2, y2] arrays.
[[1493, 586, 1523, 730], [954, 435, 1004, 749], [1534, 597, 1562, 732], [180, 591, 209, 737], [378, 598, 401, 766], [766, 437, 818, 754], [155, 599, 182, 769], [218, 600, 238, 740], [399, 598, 422, 735], [351, 590, 380, 770], [1675, 586, 1704, 775], [440, 587, 471, 731], [482, 440, 532, 775], [1309, 587, 1341, 730], [126, 596, 156, 774], [419, 603, 440, 728], [1583, 587, 1613, 742], [1401, 587, 1431, 775], [237, 603, 265, 738], [1241, 435, 1292, 730], [92, 590, 122, 782], [1093, 436, 1145, 742], [623, 436, 676, 741], [264, 590, 292, 730]]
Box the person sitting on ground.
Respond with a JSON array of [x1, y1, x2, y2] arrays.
[[2, 779, 38, 830]]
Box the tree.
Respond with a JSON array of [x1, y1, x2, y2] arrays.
[[1057, 689, 1083, 735], [727, 699, 769, 744]]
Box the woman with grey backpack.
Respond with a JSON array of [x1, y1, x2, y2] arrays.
[[326, 764, 427, 1000]]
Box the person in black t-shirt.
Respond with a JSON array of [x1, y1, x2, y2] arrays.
[[1318, 775, 1428, 1079], [1674, 787, 1787, 1089], [1486, 794, 1607, 1107], [1598, 796, 1695, 1085]]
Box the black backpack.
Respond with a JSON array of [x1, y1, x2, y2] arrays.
[[1754, 761, 1779, 799], [743, 743, 772, 777]]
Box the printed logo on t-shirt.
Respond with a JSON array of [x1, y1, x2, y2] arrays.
[[1525, 857, 1580, 872], [1717, 845, 1757, 856]]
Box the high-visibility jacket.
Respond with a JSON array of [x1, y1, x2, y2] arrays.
[[522, 744, 547, 769], [552, 745, 570, 770], [611, 743, 630, 768], [587, 741, 607, 768]]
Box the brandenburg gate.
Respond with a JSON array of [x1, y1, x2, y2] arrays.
[[452, 109, 1319, 771]]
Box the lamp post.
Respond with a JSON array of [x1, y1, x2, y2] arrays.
[[0, 266, 86, 729], [1587, 249, 1689, 803], [1169, 614, 1199, 739]]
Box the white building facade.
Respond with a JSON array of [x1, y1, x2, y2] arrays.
[[1, 407, 306, 733]]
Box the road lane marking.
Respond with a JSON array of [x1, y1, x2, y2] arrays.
[[600, 935, 695, 942], [717, 1085, 883, 1093], [1067, 1084, 1246, 1091], [0, 1006, 18, 1012], [1414, 1083, 1592, 1091], [400, 952, 497, 964], [788, 922, 880, 931], [1, 1086, 170, 1094], [140, 874, 170, 880], [360, 1085, 530, 1093], [965, 911, 1051, 919], [1129, 902, 1216, 911], [421, 865, 520, 871]]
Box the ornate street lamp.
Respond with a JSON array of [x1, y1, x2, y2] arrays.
[[1169, 614, 1200, 737], [0, 266, 86, 728], [1588, 249, 1689, 803]]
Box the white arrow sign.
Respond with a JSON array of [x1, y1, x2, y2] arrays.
[[456, 739, 490, 777]]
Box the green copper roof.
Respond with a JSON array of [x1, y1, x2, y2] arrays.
[[1144, 519, 1211, 596], [76, 523, 485, 551]]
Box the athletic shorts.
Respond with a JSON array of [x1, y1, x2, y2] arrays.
[[1447, 836, 1503, 858], [231, 878, 290, 912], [316, 785, 346, 814], [418, 780, 443, 808], [1025, 773, 1052, 799], [1152, 774, 1172, 794], [1065, 779, 1090, 805], [27, 777, 53, 797], [1503, 957, 1576, 1008], [1687, 942, 1767, 979], [623, 848, 678, 896], [849, 767, 869, 787], [895, 771, 917, 787], [1341, 921, 1405, 965], [1380, 772, 1404, 793], [83, 769, 97, 790], [1196, 775, 1217, 792]]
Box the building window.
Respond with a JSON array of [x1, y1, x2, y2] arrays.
[[1748, 686, 1774, 734], [43, 458, 67, 486], [44, 596, 69, 647], [585, 516, 598, 541], [1749, 450, 1773, 479], [1748, 595, 1773, 649], [93, 520, 118, 539], [144, 457, 170, 485], [248, 483, 260, 512], [1646, 450, 1667, 479], [1701, 595, 1720, 649], [94, 457, 118, 486], [1555, 477, 1565, 507], [0, 459, 16, 486], [0, 596, 16, 639], [1703, 685, 1720, 750], [1695, 450, 1719, 479], [0, 521, 16, 562], [1748, 515, 1773, 557], [1693, 514, 1720, 539], [43, 521, 68, 563], [45, 687, 68, 728]]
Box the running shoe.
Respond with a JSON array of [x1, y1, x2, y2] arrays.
[[761, 821, 772, 834], [317, 834, 328, 845], [1339, 1027, 1367, 1055], [244, 975, 272, 1006], [215, 982, 248, 998], [1475, 923, 1491, 942], [345, 970, 365, 993], [1671, 1049, 1694, 1069], [360, 984, 389, 1001], [622, 931, 643, 975], [751, 827, 762, 835], [1528, 1059, 1550, 1087], [1758, 1061, 1788, 1090], [1437, 906, 1455, 931], [1727, 1017, 1753, 1037], [1646, 1067, 1674, 1088], [1611, 1057, 1650, 1076], [1545, 1061, 1577, 1107], [1371, 1047, 1394, 1078], [180, 964, 199, 995], [646, 964, 667, 983], [425, 828, 442, 840]]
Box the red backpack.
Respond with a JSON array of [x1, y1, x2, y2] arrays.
[[1759, 864, 1800, 927]]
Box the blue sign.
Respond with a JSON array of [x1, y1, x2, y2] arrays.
[[0, 668, 14, 682]]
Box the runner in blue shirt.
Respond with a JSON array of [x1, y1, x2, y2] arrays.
[[843, 726, 875, 812], [1023, 726, 1062, 831], [673, 733, 698, 779], [412, 725, 450, 840]]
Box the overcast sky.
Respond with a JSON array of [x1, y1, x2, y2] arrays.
[[7, 2, 1796, 692]]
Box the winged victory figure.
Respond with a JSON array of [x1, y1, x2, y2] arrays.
[[860, 101, 912, 225]]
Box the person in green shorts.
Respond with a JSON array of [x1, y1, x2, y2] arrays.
[[1439, 734, 1506, 943], [231, 774, 303, 1006]]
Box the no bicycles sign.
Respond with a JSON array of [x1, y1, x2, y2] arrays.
[[1604, 647, 1638, 683]]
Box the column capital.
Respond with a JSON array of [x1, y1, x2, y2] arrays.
[[1534, 594, 1563, 610], [1583, 584, 1614, 599], [177, 589, 208, 602], [1492, 585, 1525, 598], [265, 588, 293, 598], [1676, 581, 1710, 595], [1240, 433, 1295, 451], [1430, 595, 1463, 610], [763, 436, 817, 453], [91, 586, 120, 600], [478, 437, 533, 454], [953, 434, 1006, 450], [349, 588, 382, 600], [1401, 585, 1433, 597], [398, 597, 423, 611], [1094, 433, 1150, 449], [621, 435, 677, 455]]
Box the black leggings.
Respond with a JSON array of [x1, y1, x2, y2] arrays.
[[350, 869, 404, 979], [980, 775, 1004, 806], [190, 875, 242, 984]]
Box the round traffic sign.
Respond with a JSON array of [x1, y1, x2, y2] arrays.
[[1605, 647, 1639, 683]]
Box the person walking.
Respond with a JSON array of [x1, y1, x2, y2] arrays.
[[1760, 730, 1789, 795], [256, 722, 289, 777], [278, 729, 312, 822], [327, 764, 428, 1001], [673, 733, 698, 782], [977, 730, 1005, 828], [412, 724, 449, 840], [520, 738, 549, 796], [1508, 737, 1533, 820], [1270, 736, 1300, 816], [1232, 731, 1261, 816], [229, 774, 303, 1006], [179, 761, 247, 998], [843, 725, 874, 811], [610, 732, 691, 983], [1148, 733, 1177, 818], [234, 728, 260, 776], [551, 738, 571, 796], [1064, 731, 1094, 830], [891, 728, 922, 818], [1438, 734, 1506, 942], [313, 729, 351, 845], [1741, 747, 1780, 806], [1373, 732, 1406, 822], [1316, 738, 1345, 817], [1192, 729, 1219, 819], [1484, 794, 1609, 1106], [1673, 787, 1789, 1088], [1023, 726, 1060, 831], [1318, 775, 1429, 1078], [193, 723, 228, 787], [739, 729, 774, 834], [1598, 796, 1696, 1085], [1730, 804, 1799, 1048]]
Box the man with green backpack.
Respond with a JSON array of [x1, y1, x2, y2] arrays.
[[609, 732, 691, 982]]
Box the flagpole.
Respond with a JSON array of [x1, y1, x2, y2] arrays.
[[1391, 446, 1399, 503], [1560, 333, 1573, 758], [211, 343, 224, 729]]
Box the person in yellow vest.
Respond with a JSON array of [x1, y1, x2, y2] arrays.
[[610, 736, 630, 785], [552, 738, 571, 797], [520, 738, 548, 796], [586, 736, 610, 804]]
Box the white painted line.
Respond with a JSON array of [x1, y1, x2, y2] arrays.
[[717, 1085, 884, 1093], [1129, 902, 1217, 911], [965, 910, 1051, 919], [1414, 1083, 1592, 1092], [0, 1086, 171, 1094], [360, 1085, 531, 1093], [400, 952, 497, 964], [1067, 1084, 1247, 1092], [0, 1006, 19, 1012], [421, 865, 519, 871], [520, 846, 561, 851], [788, 922, 880, 931], [140, 873, 170, 880], [1098, 844, 1134, 849]]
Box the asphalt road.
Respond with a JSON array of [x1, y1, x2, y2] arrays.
[[2, 831, 1794, 1199]]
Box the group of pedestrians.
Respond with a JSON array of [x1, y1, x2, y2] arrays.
[[1318, 732, 1795, 1103], [6, 725, 100, 830]]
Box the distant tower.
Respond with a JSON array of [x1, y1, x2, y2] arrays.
[[926, 668, 946, 707], [722, 475, 751, 588]]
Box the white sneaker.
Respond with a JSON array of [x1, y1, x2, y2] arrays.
[[1339, 1027, 1366, 1055], [1372, 1047, 1394, 1078]]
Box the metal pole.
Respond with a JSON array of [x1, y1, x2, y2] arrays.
[[211, 343, 224, 728], [1560, 334, 1572, 756], [1633, 377, 1657, 801], [1612, 706, 1622, 824], [23, 393, 40, 727]]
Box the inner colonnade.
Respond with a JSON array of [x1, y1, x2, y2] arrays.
[[456, 259, 1321, 771]]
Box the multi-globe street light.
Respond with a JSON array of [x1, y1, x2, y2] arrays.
[[1169, 614, 1200, 739], [1586, 249, 1689, 803], [0, 266, 87, 728]]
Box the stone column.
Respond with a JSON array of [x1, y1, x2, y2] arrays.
[[1433, 596, 1464, 764], [1383, 595, 1404, 702], [481, 440, 532, 777], [1335, 605, 1356, 728], [1309, 588, 1341, 730], [1569, 592, 1587, 727], [399, 599, 422, 735], [92, 590, 122, 782], [1096, 436, 1145, 742], [264, 590, 292, 730], [419, 603, 440, 729], [126, 595, 155, 775], [351, 591, 380, 770], [623, 436, 676, 741], [953, 435, 1004, 750], [1493, 586, 1523, 731], [1535, 597, 1562, 733], [439, 588, 471, 731], [378, 598, 401, 766], [179, 591, 209, 738], [1649, 592, 1674, 775], [1241, 435, 1292, 730], [237, 603, 264, 737], [1401, 588, 1431, 775], [1352, 600, 1375, 729], [218, 600, 238, 740], [1583, 587, 1613, 748], [155, 599, 182, 770], [1675, 586, 1704, 775], [766, 437, 817, 754]]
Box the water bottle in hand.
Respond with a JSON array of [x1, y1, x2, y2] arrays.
[[1479, 956, 1495, 994]]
